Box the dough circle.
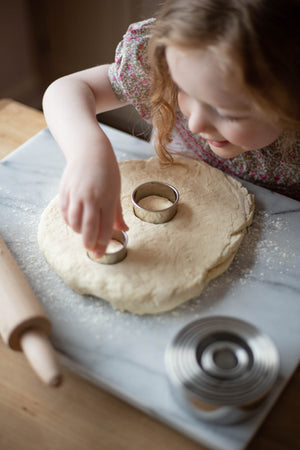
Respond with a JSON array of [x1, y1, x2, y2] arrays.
[[38, 156, 254, 315]]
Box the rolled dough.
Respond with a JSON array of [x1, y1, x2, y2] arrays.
[[38, 156, 254, 315]]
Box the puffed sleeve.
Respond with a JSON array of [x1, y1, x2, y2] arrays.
[[108, 18, 155, 120]]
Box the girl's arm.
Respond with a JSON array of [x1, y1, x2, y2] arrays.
[[42, 64, 128, 257]]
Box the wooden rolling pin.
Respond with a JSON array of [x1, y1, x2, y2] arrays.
[[0, 235, 62, 387]]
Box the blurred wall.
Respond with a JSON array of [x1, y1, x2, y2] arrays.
[[0, 0, 159, 138], [0, 1, 43, 107]]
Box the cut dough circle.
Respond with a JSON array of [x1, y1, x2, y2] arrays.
[[138, 195, 173, 210], [38, 156, 254, 315]]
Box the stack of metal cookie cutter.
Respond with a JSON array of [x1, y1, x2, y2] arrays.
[[131, 181, 179, 224], [165, 316, 280, 424]]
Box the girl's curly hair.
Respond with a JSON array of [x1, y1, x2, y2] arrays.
[[148, 0, 300, 160]]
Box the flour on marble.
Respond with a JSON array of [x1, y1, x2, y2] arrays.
[[2, 198, 296, 340]]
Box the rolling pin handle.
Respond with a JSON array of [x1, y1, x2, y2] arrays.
[[0, 234, 62, 386], [20, 328, 63, 387]]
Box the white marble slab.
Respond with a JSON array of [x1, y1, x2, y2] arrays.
[[0, 125, 299, 450]]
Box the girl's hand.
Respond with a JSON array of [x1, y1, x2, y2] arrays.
[[59, 142, 128, 257], [42, 63, 129, 254]]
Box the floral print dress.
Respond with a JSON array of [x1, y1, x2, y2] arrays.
[[108, 19, 300, 200]]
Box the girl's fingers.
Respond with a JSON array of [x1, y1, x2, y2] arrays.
[[67, 199, 83, 233], [81, 202, 100, 251], [93, 207, 115, 257], [114, 201, 129, 231], [59, 190, 70, 225]]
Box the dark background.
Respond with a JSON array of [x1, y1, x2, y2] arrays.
[[1, 0, 159, 137]]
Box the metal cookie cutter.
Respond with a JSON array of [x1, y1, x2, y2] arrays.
[[165, 316, 280, 425], [87, 230, 128, 265], [131, 181, 179, 224]]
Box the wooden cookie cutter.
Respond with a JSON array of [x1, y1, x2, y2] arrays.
[[88, 230, 128, 265], [131, 181, 179, 224]]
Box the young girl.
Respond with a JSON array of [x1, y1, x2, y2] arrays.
[[42, 0, 300, 257]]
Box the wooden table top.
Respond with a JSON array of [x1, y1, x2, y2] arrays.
[[0, 98, 299, 450]]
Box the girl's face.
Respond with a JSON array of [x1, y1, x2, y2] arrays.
[[166, 45, 281, 158]]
